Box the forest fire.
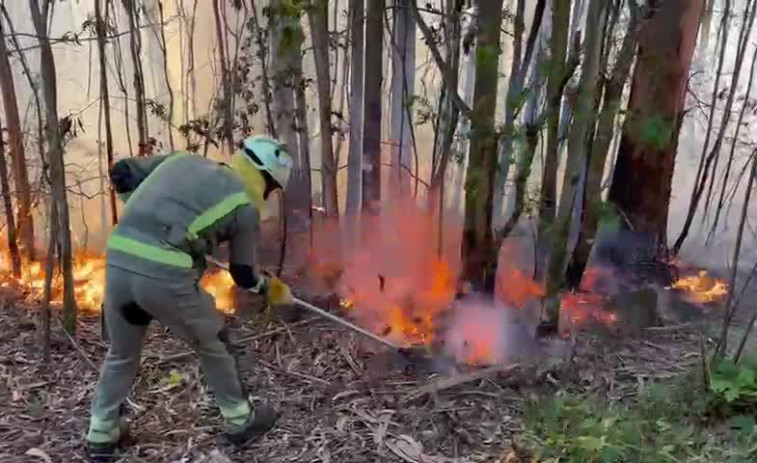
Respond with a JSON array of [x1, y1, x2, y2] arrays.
[[0, 248, 238, 313], [670, 270, 728, 304]]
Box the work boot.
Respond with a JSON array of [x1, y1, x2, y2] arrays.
[[225, 404, 278, 446], [86, 417, 129, 462]]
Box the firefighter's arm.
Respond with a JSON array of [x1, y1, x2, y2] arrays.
[[227, 204, 292, 306]]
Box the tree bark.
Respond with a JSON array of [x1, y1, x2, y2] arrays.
[[537, 0, 571, 279], [362, 0, 385, 214], [609, 0, 705, 248], [461, 0, 504, 291], [566, 1, 640, 289], [95, 0, 119, 226], [30, 0, 78, 335], [212, 0, 234, 153], [389, 0, 416, 197], [543, 0, 607, 327], [156, 0, 176, 151], [123, 0, 149, 156], [0, 16, 35, 262], [346, 0, 365, 216], [491, 0, 524, 223], [308, 0, 338, 217], [0, 118, 20, 278]]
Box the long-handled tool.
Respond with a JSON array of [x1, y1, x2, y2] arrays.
[[206, 257, 401, 351]]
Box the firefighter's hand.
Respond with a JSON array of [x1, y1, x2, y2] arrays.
[[266, 277, 293, 307]]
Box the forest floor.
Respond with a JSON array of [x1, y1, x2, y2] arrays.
[[0, 280, 730, 463]]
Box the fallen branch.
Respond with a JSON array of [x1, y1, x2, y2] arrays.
[[402, 363, 521, 404]]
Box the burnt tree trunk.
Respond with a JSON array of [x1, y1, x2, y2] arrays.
[[608, 0, 705, 248], [362, 0, 384, 214], [0, 16, 35, 262], [0, 118, 20, 277], [461, 0, 504, 291]]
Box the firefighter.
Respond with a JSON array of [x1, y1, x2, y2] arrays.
[[86, 136, 294, 460]]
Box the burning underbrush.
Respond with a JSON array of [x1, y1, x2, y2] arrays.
[[306, 202, 730, 366], [0, 203, 730, 367], [0, 247, 237, 312]]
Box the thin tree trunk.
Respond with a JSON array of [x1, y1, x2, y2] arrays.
[[610, 0, 705, 248], [543, 0, 607, 328], [704, 0, 756, 219], [389, 0, 416, 197], [537, 0, 571, 280], [0, 16, 34, 262], [40, 200, 58, 363], [249, 0, 275, 135], [673, 0, 752, 254], [362, 0, 385, 214], [493, 0, 525, 221], [0, 118, 20, 277], [729, 149, 757, 361], [309, 0, 338, 217], [212, 0, 234, 153], [123, 0, 149, 155], [30, 0, 78, 334], [566, 1, 639, 289], [157, 0, 176, 150], [95, 0, 119, 225], [461, 0, 504, 291], [346, 0, 364, 216], [709, 19, 757, 241], [109, 0, 134, 157]]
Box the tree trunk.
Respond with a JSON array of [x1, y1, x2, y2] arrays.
[[308, 0, 338, 217], [157, 0, 176, 151], [362, 0, 385, 214], [0, 118, 20, 278], [41, 200, 57, 363], [346, 0, 364, 216], [0, 16, 35, 262], [389, 0, 416, 197], [123, 0, 149, 156], [212, 0, 234, 153], [461, 0, 504, 291], [674, 0, 755, 253], [491, 0, 523, 223], [428, 0, 464, 203], [537, 0, 571, 279], [565, 2, 640, 290], [30, 0, 78, 335], [95, 0, 119, 226], [609, 0, 705, 248], [543, 0, 607, 328]]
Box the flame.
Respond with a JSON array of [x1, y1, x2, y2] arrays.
[[671, 270, 728, 304], [0, 247, 237, 312]]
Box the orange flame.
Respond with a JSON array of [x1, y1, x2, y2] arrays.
[[671, 270, 728, 304], [0, 248, 237, 312]]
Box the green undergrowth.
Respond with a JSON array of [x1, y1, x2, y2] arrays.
[[519, 366, 757, 462]]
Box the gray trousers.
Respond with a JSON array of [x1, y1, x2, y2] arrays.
[[88, 265, 249, 443]]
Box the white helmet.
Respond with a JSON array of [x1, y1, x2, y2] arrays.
[[240, 135, 294, 189]]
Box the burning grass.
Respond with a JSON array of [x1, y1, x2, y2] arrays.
[[0, 248, 238, 313]]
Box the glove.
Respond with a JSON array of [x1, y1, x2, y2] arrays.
[[265, 277, 293, 307]]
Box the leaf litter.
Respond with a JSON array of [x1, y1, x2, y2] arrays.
[[0, 286, 705, 462]]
